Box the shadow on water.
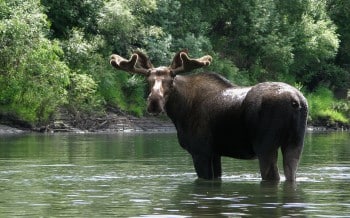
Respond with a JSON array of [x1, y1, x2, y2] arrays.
[[164, 179, 306, 217]]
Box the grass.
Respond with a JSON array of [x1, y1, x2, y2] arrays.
[[306, 86, 349, 126]]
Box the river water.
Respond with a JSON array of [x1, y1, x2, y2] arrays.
[[0, 132, 349, 217]]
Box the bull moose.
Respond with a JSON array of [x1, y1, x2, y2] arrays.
[[110, 50, 308, 181]]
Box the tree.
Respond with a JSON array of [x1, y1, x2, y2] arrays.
[[41, 0, 104, 38], [0, 0, 70, 124], [327, 0, 350, 67], [326, 0, 350, 91], [204, 0, 340, 89], [0, 0, 348, 126]]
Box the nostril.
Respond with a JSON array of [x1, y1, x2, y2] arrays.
[[147, 100, 161, 114], [148, 101, 156, 111], [147, 93, 166, 115]]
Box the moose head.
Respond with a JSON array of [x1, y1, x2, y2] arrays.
[[110, 50, 212, 115]]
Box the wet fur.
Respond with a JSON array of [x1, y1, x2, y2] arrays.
[[165, 72, 308, 181], [110, 51, 308, 181]]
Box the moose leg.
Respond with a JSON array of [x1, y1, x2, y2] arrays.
[[258, 150, 280, 181], [192, 154, 222, 179], [281, 143, 303, 181], [213, 155, 222, 178]]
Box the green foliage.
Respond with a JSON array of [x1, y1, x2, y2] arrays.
[[208, 0, 296, 77], [60, 27, 147, 116], [41, 0, 104, 38], [307, 86, 349, 125], [98, 0, 139, 53], [291, 7, 340, 89], [96, 71, 146, 117], [208, 54, 250, 86], [175, 34, 212, 57], [327, 0, 350, 66], [0, 0, 70, 125], [122, 75, 147, 116], [139, 26, 173, 65], [98, 0, 158, 54], [67, 72, 104, 116], [1, 0, 350, 127], [318, 109, 349, 125], [204, 0, 342, 89]]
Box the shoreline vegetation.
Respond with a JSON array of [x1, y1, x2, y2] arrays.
[[1, 1, 349, 134]]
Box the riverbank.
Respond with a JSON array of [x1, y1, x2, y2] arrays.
[[0, 111, 348, 135], [0, 124, 26, 134], [46, 113, 176, 133], [0, 111, 176, 134]]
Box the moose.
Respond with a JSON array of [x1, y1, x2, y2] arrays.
[[110, 50, 308, 181]]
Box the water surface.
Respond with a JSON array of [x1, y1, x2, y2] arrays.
[[0, 132, 349, 217]]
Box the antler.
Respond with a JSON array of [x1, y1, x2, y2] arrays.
[[111, 50, 212, 75], [110, 52, 151, 75], [171, 50, 212, 75]]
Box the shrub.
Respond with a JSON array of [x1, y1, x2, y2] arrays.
[[0, 0, 70, 125], [318, 109, 349, 125], [208, 54, 250, 86], [307, 86, 349, 126], [97, 69, 146, 117], [67, 73, 104, 116]]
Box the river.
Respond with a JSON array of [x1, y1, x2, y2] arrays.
[[0, 132, 349, 217]]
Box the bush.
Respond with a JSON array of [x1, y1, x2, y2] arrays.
[[318, 109, 349, 125], [67, 73, 104, 116], [1, 40, 70, 125], [123, 75, 147, 116], [307, 86, 349, 126], [0, 0, 70, 125], [208, 54, 250, 86], [97, 69, 146, 117]]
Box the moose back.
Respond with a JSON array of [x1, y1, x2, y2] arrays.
[[110, 50, 308, 181]]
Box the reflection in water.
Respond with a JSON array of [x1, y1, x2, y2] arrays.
[[167, 180, 306, 217], [0, 132, 349, 217]]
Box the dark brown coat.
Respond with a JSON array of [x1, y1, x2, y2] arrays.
[[110, 50, 308, 181]]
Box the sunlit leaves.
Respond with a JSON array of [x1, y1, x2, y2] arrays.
[[307, 86, 349, 125], [0, 0, 70, 124], [68, 72, 104, 116], [0, 0, 349, 126]]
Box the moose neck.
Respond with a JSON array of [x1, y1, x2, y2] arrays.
[[164, 75, 189, 120], [164, 73, 234, 122]]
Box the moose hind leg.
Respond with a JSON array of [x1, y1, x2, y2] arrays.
[[192, 154, 222, 180], [282, 143, 303, 181], [258, 150, 280, 181]]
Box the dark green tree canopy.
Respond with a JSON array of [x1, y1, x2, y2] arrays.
[[1, 0, 349, 127]]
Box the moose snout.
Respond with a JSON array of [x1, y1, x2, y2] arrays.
[[147, 95, 165, 115]]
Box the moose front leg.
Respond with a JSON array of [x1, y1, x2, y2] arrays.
[[192, 154, 222, 179]]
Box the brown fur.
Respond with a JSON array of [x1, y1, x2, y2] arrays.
[[110, 50, 308, 181]]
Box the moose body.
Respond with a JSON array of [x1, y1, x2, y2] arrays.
[[110, 50, 308, 181]]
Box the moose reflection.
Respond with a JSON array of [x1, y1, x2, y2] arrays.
[[110, 50, 308, 181]]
